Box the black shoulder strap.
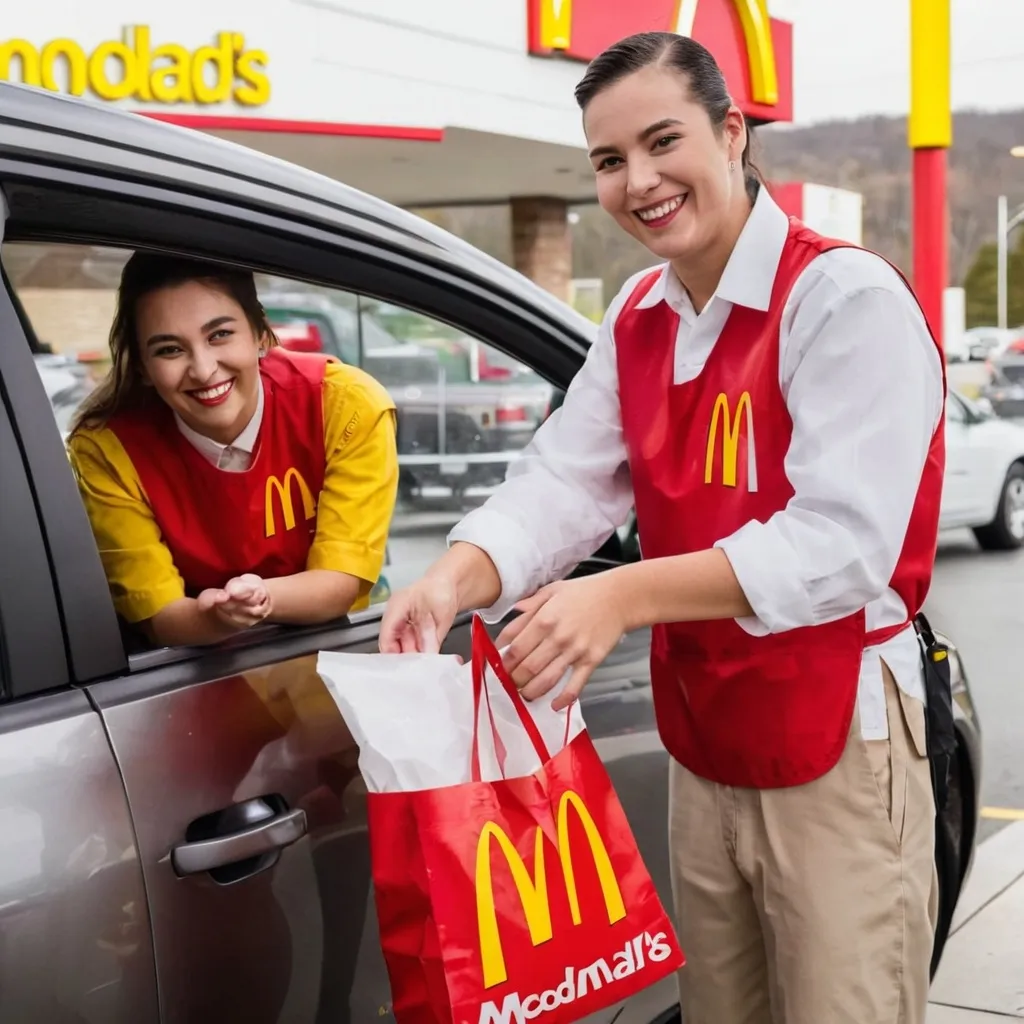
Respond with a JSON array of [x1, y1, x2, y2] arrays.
[[913, 612, 956, 810]]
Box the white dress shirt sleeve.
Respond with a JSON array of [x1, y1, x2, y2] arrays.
[[716, 266, 945, 635], [447, 292, 637, 621]]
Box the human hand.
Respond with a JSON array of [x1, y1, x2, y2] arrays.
[[379, 572, 459, 654], [497, 574, 629, 711], [197, 573, 272, 631]]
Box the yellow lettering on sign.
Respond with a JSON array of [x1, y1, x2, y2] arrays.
[[0, 26, 271, 107], [0, 40, 40, 87], [538, 0, 573, 51], [730, 0, 778, 107], [704, 391, 758, 491], [675, 0, 778, 106], [530, 0, 779, 109], [39, 40, 88, 96], [265, 467, 316, 539], [475, 790, 627, 990]]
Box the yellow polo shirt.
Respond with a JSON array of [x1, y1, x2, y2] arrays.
[[67, 361, 398, 624]]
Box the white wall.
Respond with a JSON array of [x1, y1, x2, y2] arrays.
[[801, 183, 863, 245], [3, 0, 792, 150], [3, 1, 587, 147]]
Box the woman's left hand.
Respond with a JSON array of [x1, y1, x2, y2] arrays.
[[497, 574, 630, 711]]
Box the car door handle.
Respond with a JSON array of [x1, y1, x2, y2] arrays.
[[171, 808, 307, 877]]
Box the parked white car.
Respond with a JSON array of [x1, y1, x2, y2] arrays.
[[943, 390, 1024, 548]]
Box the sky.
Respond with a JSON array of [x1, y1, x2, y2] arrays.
[[772, 0, 1024, 125]]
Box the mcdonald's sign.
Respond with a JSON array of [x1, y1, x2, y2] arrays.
[[265, 467, 316, 538], [475, 790, 627, 990], [704, 391, 758, 491], [526, 0, 792, 122]]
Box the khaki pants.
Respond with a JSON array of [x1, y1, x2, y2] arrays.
[[669, 665, 938, 1024]]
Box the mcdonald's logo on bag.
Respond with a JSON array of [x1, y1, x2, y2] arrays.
[[264, 467, 316, 538], [475, 790, 627, 990], [704, 391, 758, 491]]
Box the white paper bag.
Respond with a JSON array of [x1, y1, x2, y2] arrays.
[[316, 650, 585, 793]]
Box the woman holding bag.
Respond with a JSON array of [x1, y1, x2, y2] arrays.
[[380, 31, 945, 1024]]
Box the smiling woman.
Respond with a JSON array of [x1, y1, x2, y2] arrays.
[[381, 29, 948, 1024], [65, 252, 398, 648]]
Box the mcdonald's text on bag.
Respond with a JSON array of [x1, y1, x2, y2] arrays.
[[477, 931, 674, 1024], [474, 790, 672, 1024]]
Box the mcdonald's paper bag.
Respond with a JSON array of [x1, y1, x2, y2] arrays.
[[321, 617, 684, 1024], [316, 648, 584, 791]]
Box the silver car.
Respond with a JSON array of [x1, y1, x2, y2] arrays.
[[0, 81, 982, 1023]]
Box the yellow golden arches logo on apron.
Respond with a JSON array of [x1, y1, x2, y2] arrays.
[[475, 790, 627, 990], [265, 467, 316, 538], [705, 391, 758, 491], [532, 0, 778, 107]]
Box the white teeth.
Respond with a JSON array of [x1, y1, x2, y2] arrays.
[[194, 381, 233, 400], [637, 195, 686, 222]]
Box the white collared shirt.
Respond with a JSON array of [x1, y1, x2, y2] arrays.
[[175, 378, 265, 473], [449, 187, 945, 741]]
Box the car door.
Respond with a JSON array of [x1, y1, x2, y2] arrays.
[[86, 635, 395, 1024], [4, 164, 674, 1024], [0, 260, 159, 1023], [5, 234, 398, 1023]]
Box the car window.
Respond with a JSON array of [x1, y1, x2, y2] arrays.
[[364, 299, 553, 593], [3, 242, 123, 440], [6, 245, 554, 619], [256, 275, 554, 596]]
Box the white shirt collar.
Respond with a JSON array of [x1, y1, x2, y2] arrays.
[[175, 377, 265, 466], [635, 185, 791, 315]]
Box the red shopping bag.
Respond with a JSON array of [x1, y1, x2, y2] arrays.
[[368, 616, 684, 1024]]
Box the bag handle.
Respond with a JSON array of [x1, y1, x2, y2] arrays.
[[470, 615, 552, 782]]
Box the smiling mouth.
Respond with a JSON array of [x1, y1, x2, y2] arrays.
[[634, 194, 688, 227], [188, 380, 235, 407]]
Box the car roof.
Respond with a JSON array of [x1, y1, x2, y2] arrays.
[[0, 81, 598, 342]]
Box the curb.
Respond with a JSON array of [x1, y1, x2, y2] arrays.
[[951, 820, 1024, 934]]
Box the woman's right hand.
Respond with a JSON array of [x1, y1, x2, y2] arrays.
[[198, 573, 273, 631], [379, 573, 459, 654]]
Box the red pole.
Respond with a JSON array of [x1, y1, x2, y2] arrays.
[[912, 147, 947, 343]]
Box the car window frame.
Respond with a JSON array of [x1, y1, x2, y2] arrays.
[[1, 166, 592, 687], [0, 279, 75, 698]]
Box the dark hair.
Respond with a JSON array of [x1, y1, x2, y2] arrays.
[[575, 31, 761, 203], [70, 253, 278, 433]]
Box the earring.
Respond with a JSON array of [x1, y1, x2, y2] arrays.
[[729, 160, 737, 172]]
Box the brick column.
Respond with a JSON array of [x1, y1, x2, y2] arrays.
[[510, 196, 571, 303]]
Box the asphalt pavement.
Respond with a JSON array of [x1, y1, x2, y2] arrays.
[[924, 480, 1024, 1017], [927, 358, 1024, 1019], [928, 531, 1024, 841]]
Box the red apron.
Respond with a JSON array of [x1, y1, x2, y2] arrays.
[[615, 220, 946, 788], [110, 349, 330, 594]]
